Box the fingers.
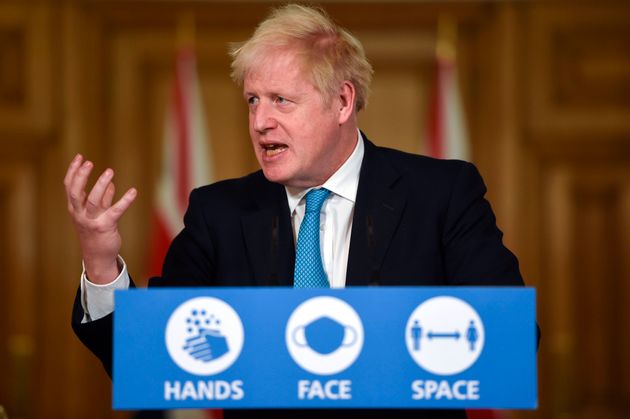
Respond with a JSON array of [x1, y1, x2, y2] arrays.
[[64, 154, 84, 211], [102, 183, 115, 208], [63, 154, 83, 212], [64, 154, 137, 224], [108, 188, 138, 222], [64, 154, 83, 189], [85, 168, 113, 216], [67, 159, 94, 212]]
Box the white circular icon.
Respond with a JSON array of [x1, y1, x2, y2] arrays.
[[406, 296, 484, 375], [165, 297, 244, 376], [286, 296, 364, 375]]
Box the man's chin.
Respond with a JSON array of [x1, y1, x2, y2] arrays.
[[261, 168, 292, 186], [261, 168, 315, 188]]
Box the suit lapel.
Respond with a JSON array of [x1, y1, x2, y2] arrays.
[[346, 138, 406, 286], [239, 138, 406, 288], [240, 175, 294, 287]]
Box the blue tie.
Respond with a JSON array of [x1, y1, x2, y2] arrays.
[[294, 188, 330, 288]]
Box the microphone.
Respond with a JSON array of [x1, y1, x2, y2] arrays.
[[366, 215, 380, 285], [270, 215, 279, 284]]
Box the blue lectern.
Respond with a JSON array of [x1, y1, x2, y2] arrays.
[[113, 287, 537, 409]]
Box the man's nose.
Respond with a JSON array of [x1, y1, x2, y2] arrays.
[[252, 102, 278, 133]]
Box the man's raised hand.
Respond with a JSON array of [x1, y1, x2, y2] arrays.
[[64, 154, 137, 284]]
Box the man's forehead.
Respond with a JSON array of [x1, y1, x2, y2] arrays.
[[243, 50, 311, 90]]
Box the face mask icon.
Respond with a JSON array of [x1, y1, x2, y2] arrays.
[[292, 316, 357, 355], [285, 296, 364, 375]]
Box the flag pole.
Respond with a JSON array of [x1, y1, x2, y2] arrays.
[[176, 10, 196, 51], [427, 14, 470, 161], [436, 14, 456, 63]]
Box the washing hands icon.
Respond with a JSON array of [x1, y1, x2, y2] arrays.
[[182, 309, 229, 362]]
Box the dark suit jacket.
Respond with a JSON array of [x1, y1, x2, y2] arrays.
[[72, 137, 525, 419]]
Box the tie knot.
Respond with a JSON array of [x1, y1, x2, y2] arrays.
[[305, 188, 330, 213]]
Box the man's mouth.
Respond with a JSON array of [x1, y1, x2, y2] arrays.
[[261, 143, 288, 156]]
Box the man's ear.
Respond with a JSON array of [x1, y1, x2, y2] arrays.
[[337, 81, 356, 124]]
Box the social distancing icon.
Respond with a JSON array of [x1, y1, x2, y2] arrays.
[[405, 296, 484, 375]]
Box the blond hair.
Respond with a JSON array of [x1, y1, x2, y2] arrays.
[[230, 4, 373, 111]]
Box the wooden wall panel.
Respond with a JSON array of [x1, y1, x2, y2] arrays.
[[541, 161, 630, 418], [0, 25, 24, 108], [358, 29, 434, 155], [525, 2, 630, 419], [0, 4, 54, 419], [0, 3, 51, 137], [528, 4, 630, 137], [0, 163, 37, 419]]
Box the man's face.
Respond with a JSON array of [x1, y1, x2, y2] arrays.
[[243, 49, 351, 188]]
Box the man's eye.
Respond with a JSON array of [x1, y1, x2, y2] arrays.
[[247, 96, 259, 105], [275, 96, 288, 105]]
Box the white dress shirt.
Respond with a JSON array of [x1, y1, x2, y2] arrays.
[[285, 132, 363, 288], [80, 132, 364, 322]]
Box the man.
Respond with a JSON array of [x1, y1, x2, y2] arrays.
[[66, 5, 525, 418]]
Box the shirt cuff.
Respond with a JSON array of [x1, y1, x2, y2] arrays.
[[80, 256, 130, 323]]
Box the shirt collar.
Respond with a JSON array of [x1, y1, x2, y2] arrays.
[[285, 130, 365, 213]]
